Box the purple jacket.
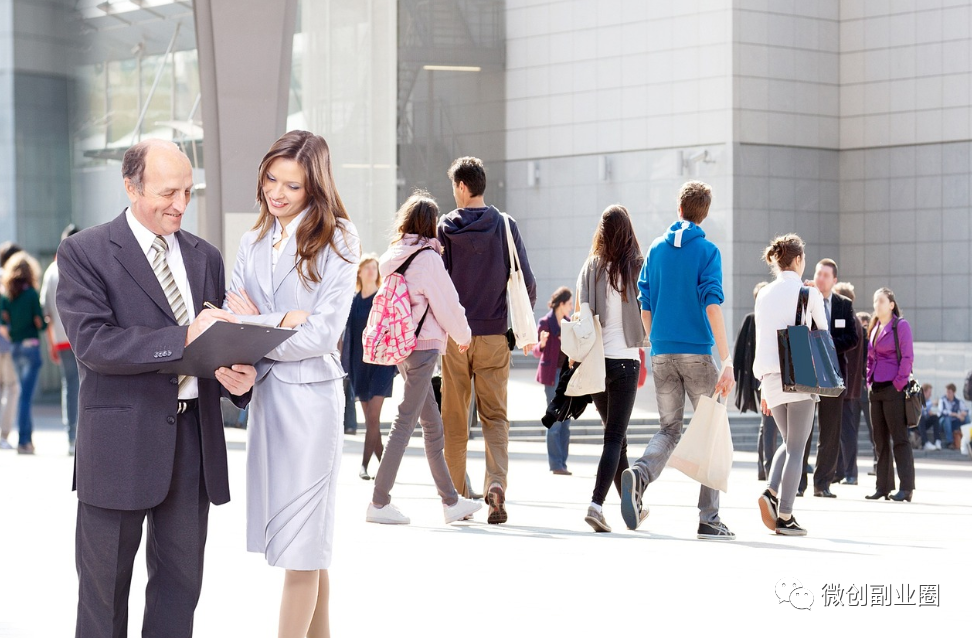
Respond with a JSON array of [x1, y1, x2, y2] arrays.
[[533, 309, 565, 386], [866, 317, 913, 392]]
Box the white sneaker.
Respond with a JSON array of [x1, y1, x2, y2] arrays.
[[923, 441, 936, 451], [366, 502, 410, 525], [935, 440, 943, 450], [444, 496, 482, 524], [0, 439, 12, 450]]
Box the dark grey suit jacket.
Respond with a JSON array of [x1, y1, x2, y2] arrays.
[[57, 212, 249, 511]]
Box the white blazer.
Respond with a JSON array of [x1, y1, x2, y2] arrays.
[[228, 218, 360, 384]]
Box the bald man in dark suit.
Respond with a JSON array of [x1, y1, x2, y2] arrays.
[[58, 140, 256, 638]]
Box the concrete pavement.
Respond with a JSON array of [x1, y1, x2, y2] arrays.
[[1, 404, 969, 636]]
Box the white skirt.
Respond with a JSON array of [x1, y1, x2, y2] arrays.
[[760, 372, 819, 410], [246, 375, 344, 570]]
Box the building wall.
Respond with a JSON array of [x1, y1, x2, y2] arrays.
[[836, 1, 972, 343], [7, 0, 76, 259], [732, 144, 840, 330], [0, 0, 14, 245], [733, 0, 840, 148], [504, 0, 736, 328], [296, 0, 397, 257]]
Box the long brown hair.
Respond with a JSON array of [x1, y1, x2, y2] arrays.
[[1, 252, 40, 300], [589, 205, 641, 302], [867, 287, 901, 342], [253, 130, 356, 286], [392, 190, 439, 243]]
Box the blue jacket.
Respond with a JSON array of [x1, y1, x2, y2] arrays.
[[637, 220, 724, 356]]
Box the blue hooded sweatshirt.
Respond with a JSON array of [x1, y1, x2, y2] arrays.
[[637, 220, 724, 356]]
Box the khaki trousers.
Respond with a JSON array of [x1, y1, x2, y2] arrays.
[[0, 352, 19, 440], [442, 334, 510, 497]]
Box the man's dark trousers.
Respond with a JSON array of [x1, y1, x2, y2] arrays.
[[812, 395, 843, 491], [76, 408, 208, 638]]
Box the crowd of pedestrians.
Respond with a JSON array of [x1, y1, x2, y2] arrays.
[[4, 133, 968, 638]]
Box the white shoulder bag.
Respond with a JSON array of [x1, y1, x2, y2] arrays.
[[560, 302, 597, 362], [501, 213, 537, 348]]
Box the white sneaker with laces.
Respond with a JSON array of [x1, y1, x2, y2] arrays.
[[444, 496, 482, 523], [923, 441, 936, 451], [366, 502, 410, 525]]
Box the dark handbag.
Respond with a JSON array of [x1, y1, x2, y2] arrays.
[[891, 318, 923, 427], [777, 287, 845, 397]]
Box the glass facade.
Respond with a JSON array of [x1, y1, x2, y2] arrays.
[[396, 0, 506, 214]]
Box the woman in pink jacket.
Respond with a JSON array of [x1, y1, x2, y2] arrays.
[[365, 191, 482, 525]]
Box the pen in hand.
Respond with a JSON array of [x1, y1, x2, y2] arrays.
[[203, 301, 220, 311]]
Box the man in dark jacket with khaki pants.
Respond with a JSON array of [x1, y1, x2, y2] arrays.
[[438, 157, 536, 524]]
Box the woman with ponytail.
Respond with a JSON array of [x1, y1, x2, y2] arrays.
[[752, 234, 828, 536]]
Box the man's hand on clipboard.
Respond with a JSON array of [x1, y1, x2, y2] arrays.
[[186, 308, 240, 346]]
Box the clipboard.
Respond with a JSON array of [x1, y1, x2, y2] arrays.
[[158, 321, 294, 379]]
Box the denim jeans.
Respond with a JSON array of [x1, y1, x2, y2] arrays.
[[633, 354, 721, 524], [940, 413, 970, 443], [917, 413, 944, 445], [590, 358, 640, 505], [543, 370, 571, 471], [60, 347, 79, 445], [11, 342, 42, 446]]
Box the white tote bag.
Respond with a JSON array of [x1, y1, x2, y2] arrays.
[[667, 392, 734, 492], [501, 213, 537, 348], [560, 302, 597, 362], [566, 317, 605, 396]]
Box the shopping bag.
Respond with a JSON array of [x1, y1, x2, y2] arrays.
[[566, 319, 605, 396], [777, 287, 845, 398], [501, 213, 537, 348], [560, 302, 597, 362], [667, 392, 734, 493]]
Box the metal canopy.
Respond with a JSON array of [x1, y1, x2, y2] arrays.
[[74, 0, 197, 63]]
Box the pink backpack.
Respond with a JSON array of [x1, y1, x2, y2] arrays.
[[362, 247, 433, 366]]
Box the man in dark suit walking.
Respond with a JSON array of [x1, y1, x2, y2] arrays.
[[804, 258, 859, 498], [57, 139, 257, 638]]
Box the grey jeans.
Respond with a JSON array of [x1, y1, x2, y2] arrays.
[[632, 354, 721, 524], [372, 349, 459, 508]]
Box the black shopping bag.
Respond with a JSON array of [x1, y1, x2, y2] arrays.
[[777, 287, 845, 398]]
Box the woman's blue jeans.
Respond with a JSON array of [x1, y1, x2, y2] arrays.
[[544, 370, 571, 471], [12, 342, 42, 446]]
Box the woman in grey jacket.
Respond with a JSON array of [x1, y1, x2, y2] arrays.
[[225, 131, 359, 638], [578, 205, 649, 532]]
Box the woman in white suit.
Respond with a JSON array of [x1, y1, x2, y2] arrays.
[[226, 130, 359, 638]]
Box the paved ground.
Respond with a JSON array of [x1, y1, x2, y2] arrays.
[[2, 400, 969, 636]]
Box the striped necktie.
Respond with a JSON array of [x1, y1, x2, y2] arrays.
[[151, 235, 192, 393]]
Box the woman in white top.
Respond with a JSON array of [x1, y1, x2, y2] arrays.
[[575, 205, 649, 532], [752, 234, 827, 537]]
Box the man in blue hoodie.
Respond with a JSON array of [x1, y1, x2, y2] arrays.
[[438, 156, 536, 525], [620, 181, 736, 539]]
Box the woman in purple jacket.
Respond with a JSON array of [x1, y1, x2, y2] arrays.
[[865, 287, 915, 502], [535, 286, 573, 474]]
